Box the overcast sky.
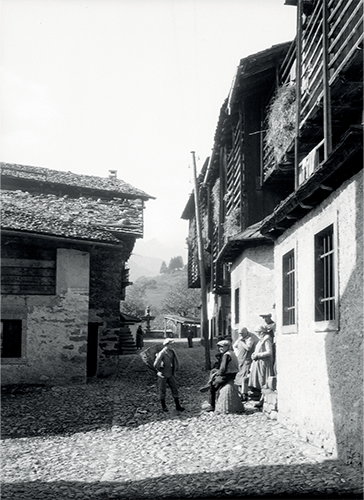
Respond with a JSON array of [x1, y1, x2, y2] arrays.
[[1, 0, 296, 255]]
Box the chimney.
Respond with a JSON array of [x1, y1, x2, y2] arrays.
[[109, 170, 117, 179]]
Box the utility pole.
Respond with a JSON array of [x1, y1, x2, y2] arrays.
[[191, 151, 211, 370]]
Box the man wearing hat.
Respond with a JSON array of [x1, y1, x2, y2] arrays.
[[153, 338, 185, 412], [233, 327, 258, 402]]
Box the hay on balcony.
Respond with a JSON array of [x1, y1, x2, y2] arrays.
[[223, 206, 241, 242], [212, 178, 220, 226], [265, 83, 296, 164]]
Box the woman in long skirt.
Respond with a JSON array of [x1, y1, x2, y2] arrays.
[[248, 324, 274, 406]]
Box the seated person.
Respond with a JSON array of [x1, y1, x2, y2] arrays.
[[200, 339, 239, 411]]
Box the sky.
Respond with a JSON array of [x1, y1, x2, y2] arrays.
[[0, 0, 297, 257]]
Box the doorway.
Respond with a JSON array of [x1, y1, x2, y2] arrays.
[[87, 323, 99, 377]]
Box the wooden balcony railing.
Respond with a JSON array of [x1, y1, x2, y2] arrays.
[[263, 0, 363, 181], [301, 0, 363, 127]]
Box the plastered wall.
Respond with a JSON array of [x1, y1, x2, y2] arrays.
[[231, 244, 275, 343], [274, 170, 363, 466]]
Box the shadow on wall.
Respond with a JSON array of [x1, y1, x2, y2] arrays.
[[325, 174, 363, 466]]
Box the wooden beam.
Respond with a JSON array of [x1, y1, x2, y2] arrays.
[[299, 202, 313, 209], [320, 184, 333, 191]]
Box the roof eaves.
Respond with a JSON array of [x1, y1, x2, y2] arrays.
[[216, 219, 273, 263]]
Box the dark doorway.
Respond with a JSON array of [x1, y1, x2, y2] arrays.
[[87, 323, 99, 377]]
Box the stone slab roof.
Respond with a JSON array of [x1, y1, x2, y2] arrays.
[[0, 162, 152, 243], [1, 162, 154, 200]]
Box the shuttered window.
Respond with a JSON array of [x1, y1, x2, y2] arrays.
[[1, 243, 56, 295]]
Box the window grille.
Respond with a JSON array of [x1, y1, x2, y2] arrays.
[[282, 249, 296, 325], [315, 224, 335, 321]]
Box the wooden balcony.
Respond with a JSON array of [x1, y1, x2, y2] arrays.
[[263, 0, 363, 188], [300, 0, 363, 130]]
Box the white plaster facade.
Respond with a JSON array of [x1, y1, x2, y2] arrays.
[[274, 170, 363, 464], [230, 245, 275, 343], [1, 248, 90, 386]]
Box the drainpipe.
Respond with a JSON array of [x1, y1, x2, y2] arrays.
[[322, 0, 332, 158], [294, 0, 303, 190]]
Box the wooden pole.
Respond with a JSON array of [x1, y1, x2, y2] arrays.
[[322, 0, 332, 158], [294, 0, 303, 190], [191, 151, 211, 370]]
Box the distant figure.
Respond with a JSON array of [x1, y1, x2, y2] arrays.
[[187, 327, 194, 348], [153, 338, 185, 412], [136, 325, 144, 350]]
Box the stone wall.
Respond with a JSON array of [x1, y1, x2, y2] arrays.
[[274, 170, 363, 466], [89, 243, 134, 377], [230, 244, 275, 342], [1, 248, 90, 386]]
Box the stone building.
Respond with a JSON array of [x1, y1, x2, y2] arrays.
[[1, 162, 153, 385]]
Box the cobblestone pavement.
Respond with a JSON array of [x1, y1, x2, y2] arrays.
[[1, 345, 363, 500]]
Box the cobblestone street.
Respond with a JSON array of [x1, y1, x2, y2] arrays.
[[2, 345, 362, 500]]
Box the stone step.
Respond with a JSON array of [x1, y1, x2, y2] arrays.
[[119, 328, 137, 355]]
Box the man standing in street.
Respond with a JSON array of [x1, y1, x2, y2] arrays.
[[153, 338, 185, 412]]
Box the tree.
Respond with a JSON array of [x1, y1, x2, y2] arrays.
[[160, 261, 168, 274], [168, 255, 184, 273], [120, 282, 147, 317], [161, 275, 200, 318]]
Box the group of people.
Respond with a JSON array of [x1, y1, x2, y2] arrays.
[[233, 314, 276, 408], [147, 313, 276, 413], [200, 313, 276, 411]]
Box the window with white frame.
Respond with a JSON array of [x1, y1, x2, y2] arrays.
[[1, 319, 23, 358], [314, 224, 336, 322], [282, 249, 296, 326]]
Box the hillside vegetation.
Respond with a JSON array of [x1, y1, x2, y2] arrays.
[[121, 269, 201, 328], [139, 270, 187, 310]]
